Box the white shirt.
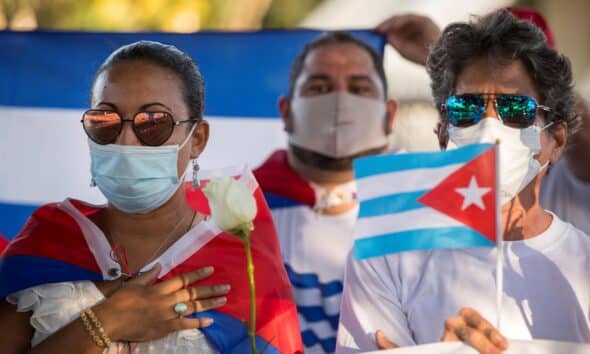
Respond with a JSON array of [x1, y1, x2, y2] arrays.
[[272, 204, 358, 353], [541, 159, 590, 234], [336, 213, 590, 353]]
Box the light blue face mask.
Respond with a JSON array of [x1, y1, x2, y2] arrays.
[[89, 129, 194, 214]]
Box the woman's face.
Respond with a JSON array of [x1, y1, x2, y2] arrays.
[[91, 60, 208, 176]]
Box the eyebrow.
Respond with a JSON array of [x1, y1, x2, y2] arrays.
[[95, 102, 117, 110], [305, 74, 331, 82], [94, 102, 172, 112], [348, 75, 374, 83], [139, 102, 172, 112]]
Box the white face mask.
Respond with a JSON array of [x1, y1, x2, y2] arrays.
[[89, 128, 194, 214], [288, 92, 389, 158], [447, 118, 551, 205]]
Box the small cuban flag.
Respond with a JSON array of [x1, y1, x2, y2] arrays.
[[353, 143, 498, 260]]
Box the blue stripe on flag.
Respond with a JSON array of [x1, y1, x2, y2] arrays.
[[297, 306, 339, 329], [301, 329, 336, 352], [0, 30, 384, 117], [358, 190, 427, 218], [190, 310, 280, 354], [0, 202, 39, 240], [0, 255, 102, 298], [354, 227, 495, 260], [354, 143, 493, 179], [263, 192, 304, 209], [285, 263, 343, 297]]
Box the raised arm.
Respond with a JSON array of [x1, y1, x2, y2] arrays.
[[375, 14, 441, 66]]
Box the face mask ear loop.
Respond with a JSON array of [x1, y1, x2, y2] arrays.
[[541, 121, 555, 131], [179, 121, 199, 150], [177, 122, 199, 183]]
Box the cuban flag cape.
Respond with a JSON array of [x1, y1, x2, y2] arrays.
[[0, 167, 303, 354], [254, 150, 315, 209], [0, 29, 383, 250]]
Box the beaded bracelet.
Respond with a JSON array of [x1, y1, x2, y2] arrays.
[[84, 308, 113, 347], [80, 310, 105, 348]]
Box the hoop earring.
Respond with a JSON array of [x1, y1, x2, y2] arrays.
[[192, 160, 200, 189]]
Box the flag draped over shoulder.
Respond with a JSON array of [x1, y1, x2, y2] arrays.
[[353, 143, 498, 260], [0, 168, 303, 354], [0, 29, 384, 245]]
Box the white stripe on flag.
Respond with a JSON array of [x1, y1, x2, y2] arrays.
[[293, 287, 341, 317], [357, 163, 462, 201], [355, 207, 463, 239], [0, 106, 285, 206]]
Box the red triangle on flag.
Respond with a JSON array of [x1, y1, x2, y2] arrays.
[[418, 147, 497, 242]]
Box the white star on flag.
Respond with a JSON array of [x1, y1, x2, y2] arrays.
[[455, 176, 491, 211]]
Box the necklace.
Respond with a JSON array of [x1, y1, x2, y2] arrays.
[[108, 209, 197, 278]]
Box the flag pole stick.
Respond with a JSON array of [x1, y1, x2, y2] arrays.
[[494, 140, 503, 331]]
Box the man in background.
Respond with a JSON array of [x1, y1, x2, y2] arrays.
[[254, 31, 397, 353]]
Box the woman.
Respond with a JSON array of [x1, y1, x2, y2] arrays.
[[0, 41, 301, 354], [336, 10, 590, 354]]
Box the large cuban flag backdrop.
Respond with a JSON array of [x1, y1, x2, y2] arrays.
[[0, 29, 384, 246], [353, 143, 498, 260]]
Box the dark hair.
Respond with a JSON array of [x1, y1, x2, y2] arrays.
[[288, 31, 387, 97], [427, 9, 579, 135], [92, 40, 205, 121]]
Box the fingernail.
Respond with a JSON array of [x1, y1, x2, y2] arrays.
[[203, 266, 214, 274], [215, 296, 227, 305], [202, 318, 214, 326], [217, 284, 231, 292]]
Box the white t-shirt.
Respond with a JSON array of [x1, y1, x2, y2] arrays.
[[336, 213, 590, 353], [272, 204, 359, 354], [541, 159, 590, 234]]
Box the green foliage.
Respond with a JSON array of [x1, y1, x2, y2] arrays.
[[0, 0, 325, 31]]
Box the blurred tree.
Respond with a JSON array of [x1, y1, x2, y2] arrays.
[[263, 0, 323, 28], [0, 0, 325, 31]]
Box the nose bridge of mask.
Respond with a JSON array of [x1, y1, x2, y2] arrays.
[[335, 92, 388, 153], [89, 140, 179, 180], [289, 93, 339, 153]]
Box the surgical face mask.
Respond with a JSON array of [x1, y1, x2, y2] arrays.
[[89, 129, 194, 214], [447, 118, 551, 205], [288, 92, 389, 159]]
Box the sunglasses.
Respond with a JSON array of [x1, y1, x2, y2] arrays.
[[81, 110, 198, 146], [443, 94, 553, 128]]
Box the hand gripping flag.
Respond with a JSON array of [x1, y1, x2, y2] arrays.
[[0, 167, 303, 354], [353, 143, 498, 260]]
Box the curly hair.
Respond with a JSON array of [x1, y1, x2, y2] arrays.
[[92, 40, 205, 121], [427, 9, 579, 135]]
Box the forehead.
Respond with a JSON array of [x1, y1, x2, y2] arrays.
[[299, 43, 378, 79], [92, 60, 184, 104], [454, 58, 541, 101]]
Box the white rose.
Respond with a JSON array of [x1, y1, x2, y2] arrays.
[[203, 176, 257, 236]]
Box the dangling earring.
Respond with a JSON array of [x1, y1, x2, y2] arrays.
[[192, 160, 200, 189]]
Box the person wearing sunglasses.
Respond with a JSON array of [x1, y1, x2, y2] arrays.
[[0, 41, 302, 354], [337, 9, 590, 354], [376, 8, 590, 236]]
